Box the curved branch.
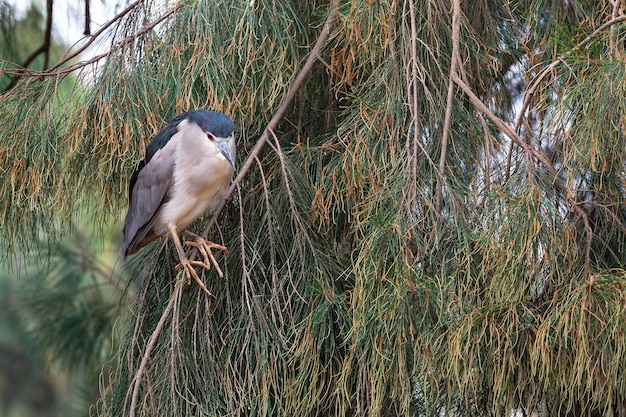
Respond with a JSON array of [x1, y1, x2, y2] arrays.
[[27, 8, 176, 80]]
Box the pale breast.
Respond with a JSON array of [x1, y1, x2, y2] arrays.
[[153, 135, 233, 234]]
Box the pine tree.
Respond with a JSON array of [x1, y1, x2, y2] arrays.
[[2, 1, 626, 416]]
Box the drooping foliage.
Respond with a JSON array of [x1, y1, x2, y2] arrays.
[[2, 0, 626, 416]]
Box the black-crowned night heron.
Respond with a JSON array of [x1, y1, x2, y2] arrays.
[[119, 110, 236, 294]]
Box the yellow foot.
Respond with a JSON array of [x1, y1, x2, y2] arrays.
[[175, 257, 212, 295], [183, 232, 228, 278]]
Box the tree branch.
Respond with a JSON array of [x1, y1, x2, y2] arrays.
[[407, 0, 420, 190], [84, 0, 91, 36], [126, 279, 182, 417], [43, 0, 53, 69], [610, 0, 622, 57], [514, 13, 626, 134], [47, 0, 146, 74], [2, 0, 54, 92], [1, 0, 153, 88], [435, 0, 461, 213], [403, 0, 441, 219], [200, 0, 341, 238], [452, 72, 593, 272], [507, 13, 626, 181]]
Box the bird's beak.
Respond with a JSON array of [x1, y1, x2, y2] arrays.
[[217, 141, 235, 171]]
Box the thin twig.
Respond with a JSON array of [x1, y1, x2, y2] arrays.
[[267, 128, 299, 226], [406, 0, 420, 208], [477, 113, 493, 195], [255, 155, 277, 286], [200, 0, 341, 238], [169, 282, 182, 417], [128, 266, 153, 374], [40, 8, 176, 80], [237, 184, 253, 321], [407, 0, 419, 141]]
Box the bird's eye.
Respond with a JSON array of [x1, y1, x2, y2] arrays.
[[206, 133, 214, 141]]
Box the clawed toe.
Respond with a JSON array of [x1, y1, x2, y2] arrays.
[[175, 258, 212, 295], [169, 227, 228, 295], [183, 234, 228, 278]]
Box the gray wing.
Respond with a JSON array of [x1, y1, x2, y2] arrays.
[[119, 146, 175, 258]]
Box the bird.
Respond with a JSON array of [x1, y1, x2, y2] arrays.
[[119, 110, 236, 294]]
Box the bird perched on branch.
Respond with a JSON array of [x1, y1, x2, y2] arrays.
[[119, 110, 236, 294]]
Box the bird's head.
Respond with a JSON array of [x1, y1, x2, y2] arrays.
[[186, 110, 236, 170]]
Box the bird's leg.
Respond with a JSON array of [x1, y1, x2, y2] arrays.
[[182, 230, 228, 278], [168, 226, 211, 295]]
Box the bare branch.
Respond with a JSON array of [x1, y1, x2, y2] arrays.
[[43, 0, 53, 69], [404, 0, 443, 212], [18, 6, 176, 82]]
